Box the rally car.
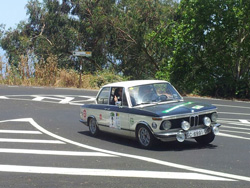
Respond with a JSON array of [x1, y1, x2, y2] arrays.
[[80, 80, 220, 149]]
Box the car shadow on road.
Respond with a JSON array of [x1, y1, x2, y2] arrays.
[[78, 131, 218, 152]]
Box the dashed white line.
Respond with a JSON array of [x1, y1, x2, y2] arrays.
[[0, 165, 235, 181]]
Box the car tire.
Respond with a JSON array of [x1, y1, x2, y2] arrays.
[[195, 131, 215, 145], [88, 118, 99, 136], [136, 125, 155, 149]]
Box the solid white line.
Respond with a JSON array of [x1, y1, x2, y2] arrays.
[[0, 138, 65, 144], [0, 130, 42, 134], [0, 148, 116, 157], [219, 133, 250, 140], [2, 118, 250, 182], [0, 165, 234, 181]]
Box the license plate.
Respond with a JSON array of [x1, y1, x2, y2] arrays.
[[186, 129, 206, 138]]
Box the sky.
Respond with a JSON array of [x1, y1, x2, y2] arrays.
[[0, 0, 29, 56]]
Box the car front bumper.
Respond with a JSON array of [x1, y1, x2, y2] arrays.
[[154, 123, 221, 142]]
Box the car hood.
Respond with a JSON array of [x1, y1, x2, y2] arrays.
[[140, 101, 217, 117]]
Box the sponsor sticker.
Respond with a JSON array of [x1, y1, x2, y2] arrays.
[[83, 109, 87, 119], [192, 105, 204, 109], [162, 102, 193, 113]]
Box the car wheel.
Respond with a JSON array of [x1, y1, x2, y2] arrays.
[[137, 125, 155, 149], [88, 118, 99, 136], [195, 131, 215, 145]]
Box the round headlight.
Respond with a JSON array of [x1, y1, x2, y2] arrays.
[[162, 121, 171, 130], [212, 126, 220, 135], [203, 117, 211, 127], [211, 113, 218, 122], [176, 131, 185, 142], [181, 121, 190, 131]]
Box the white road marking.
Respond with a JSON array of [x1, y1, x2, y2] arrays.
[[213, 104, 250, 110], [1, 118, 248, 182], [219, 112, 250, 116], [0, 165, 234, 181], [222, 125, 250, 131], [0, 95, 95, 105], [219, 133, 250, 140], [220, 129, 250, 135], [0, 96, 9, 99], [0, 148, 117, 157], [218, 121, 250, 127], [32, 96, 74, 104], [0, 138, 65, 144], [239, 120, 250, 124], [0, 130, 42, 134]]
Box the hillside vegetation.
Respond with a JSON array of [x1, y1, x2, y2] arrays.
[[0, 0, 249, 99]]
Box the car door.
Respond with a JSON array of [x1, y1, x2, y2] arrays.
[[95, 87, 112, 131], [107, 87, 131, 137]]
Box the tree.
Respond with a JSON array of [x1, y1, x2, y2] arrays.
[[157, 0, 250, 98]]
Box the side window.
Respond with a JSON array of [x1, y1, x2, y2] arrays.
[[97, 87, 110, 104], [110, 87, 128, 106]]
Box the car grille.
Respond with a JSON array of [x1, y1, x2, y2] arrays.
[[190, 115, 199, 127], [162, 113, 213, 130]]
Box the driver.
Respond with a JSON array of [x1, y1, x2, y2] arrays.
[[139, 85, 158, 102]]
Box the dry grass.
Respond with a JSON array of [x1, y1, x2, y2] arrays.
[[0, 54, 98, 89]]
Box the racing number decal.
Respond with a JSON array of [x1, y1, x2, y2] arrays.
[[110, 112, 121, 129], [83, 109, 87, 120]]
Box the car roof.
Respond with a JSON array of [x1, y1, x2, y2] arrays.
[[103, 80, 169, 88]]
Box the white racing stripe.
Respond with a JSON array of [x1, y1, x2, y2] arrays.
[[0, 165, 234, 181], [0, 138, 65, 144], [0, 130, 42, 134], [0, 148, 116, 157], [1, 118, 250, 181]]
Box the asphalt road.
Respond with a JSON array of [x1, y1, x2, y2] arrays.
[[0, 85, 249, 188]]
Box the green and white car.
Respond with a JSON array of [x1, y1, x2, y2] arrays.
[[80, 80, 220, 149]]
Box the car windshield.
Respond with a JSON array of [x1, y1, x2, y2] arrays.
[[128, 83, 182, 106]]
